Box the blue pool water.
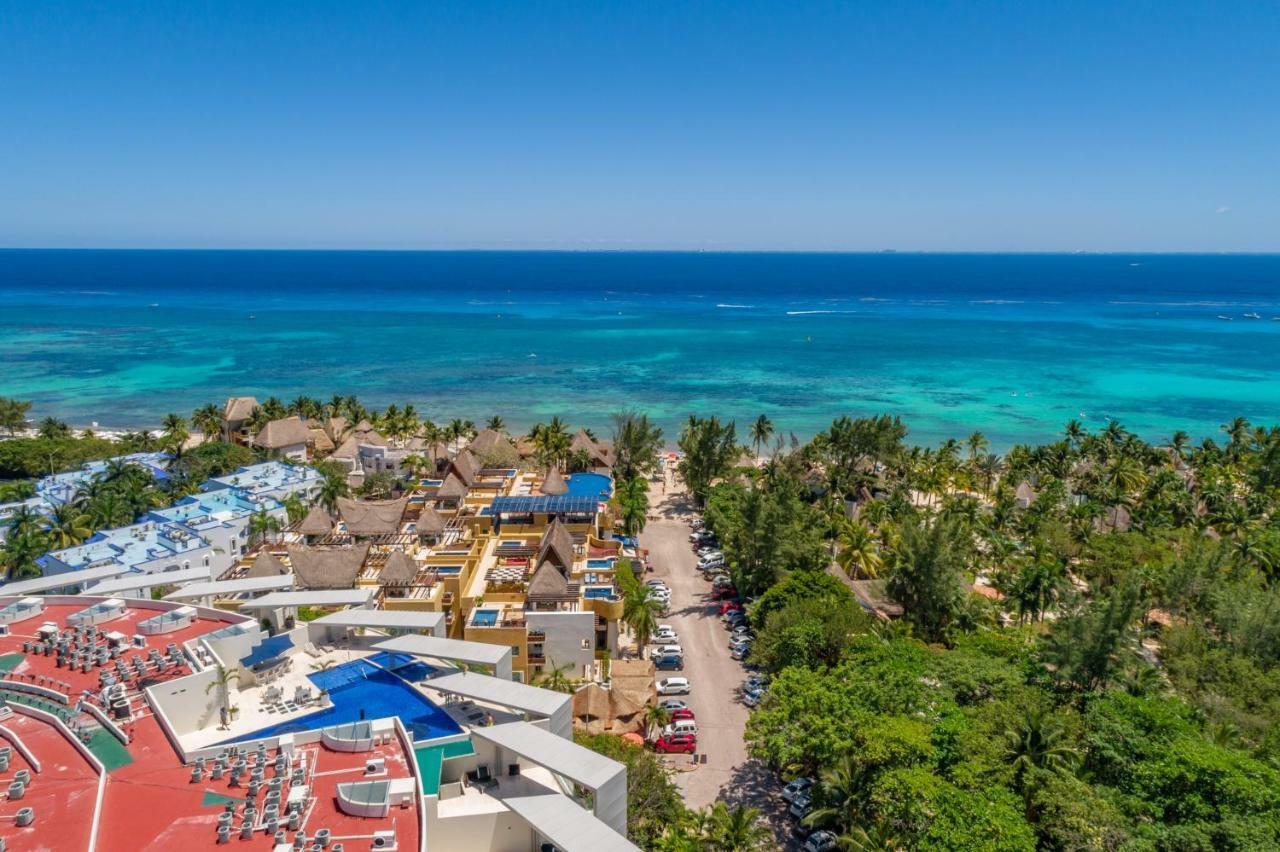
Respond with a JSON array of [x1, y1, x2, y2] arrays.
[[471, 609, 499, 627], [566, 473, 612, 500], [586, 558, 616, 569], [223, 659, 462, 744], [582, 587, 618, 600]]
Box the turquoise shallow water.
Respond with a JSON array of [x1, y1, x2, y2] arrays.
[[2, 250, 1279, 449]]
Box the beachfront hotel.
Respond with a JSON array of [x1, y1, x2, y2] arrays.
[[0, 591, 635, 851]]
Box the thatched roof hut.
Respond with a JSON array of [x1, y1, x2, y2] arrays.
[[470, 429, 516, 456], [287, 543, 370, 589], [415, 505, 446, 537], [379, 549, 418, 586], [537, 517, 576, 572], [222, 396, 258, 424], [254, 416, 312, 450], [309, 429, 335, 454], [527, 561, 569, 597], [337, 496, 409, 537], [1095, 504, 1133, 533], [353, 419, 377, 434], [450, 450, 480, 486], [539, 467, 568, 496], [297, 505, 334, 537], [245, 550, 288, 579], [436, 473, 468, 500]]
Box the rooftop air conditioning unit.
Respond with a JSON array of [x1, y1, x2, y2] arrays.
[[365, 757, 386, 775], [0, 625, 9, 637], [371, 831, 397, 850]]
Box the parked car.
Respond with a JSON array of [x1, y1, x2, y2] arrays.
[[724, 611, 748, 627], [718, 600, 743, 615], [653, 644, 684, 658], [653, 625, 678, 644], [654, 654, 683, 671], [658, 698, 689, 712], [743, 675, 768, 692], [662, 719, 698, 737], [782, 777, 815, 803], [789, 792, 813, 820], [669, 707, 695, 721], [742, 687, 764, 707], [697, 550, 724, 564], [731, 643, 752, 661], [713, 585, 738, 600], [657, 677, 690, 695], [645, 579, 669, 589], [652, 733, 697, 754], [803, 830, 838, 852]]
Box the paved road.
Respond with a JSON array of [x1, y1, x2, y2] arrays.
[[638, 474, 787, 830]]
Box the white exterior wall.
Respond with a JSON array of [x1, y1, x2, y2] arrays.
[[525, 611, 597, 680]]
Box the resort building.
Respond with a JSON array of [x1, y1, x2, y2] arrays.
[[0, 591, 635, 851], [220, 395, 259, 443], [251, 416, 313, 462], [203, 460, 324, 503], [149, 487, 288, 571], [41, 518, 216, 582]]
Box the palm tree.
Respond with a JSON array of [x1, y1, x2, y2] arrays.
[[249, 509, 283, 545], [205, 665, 241, 728], [531, 659, 577, 694], [42, 503, 93, 549], [37, 417, 71, 440], [161, 413, 189, 458], [191, 403, 223, 443], [966, 430, 989, 462], [281, 493, 307, 525], [834, 518, 882, 580], [486, 415, 506, 433], [642, 702, 672, 741], [1002, 704, 1078, 822], [803, 754, 870, 836], [623, 585, 663, 653], [705, 802, 772, 851], [318, 473, 351, 513], [614, 477, 650, 536], [749, 415, 774, 460]]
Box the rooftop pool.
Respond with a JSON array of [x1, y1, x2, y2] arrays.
[[565, 473, 612, 500], [222, 657, 462, 745], [471, 609, 499, 627]]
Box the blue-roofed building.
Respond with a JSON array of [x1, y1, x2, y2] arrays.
[[150, 487, 287, 575], [36, 451, 173, 506], [42, 518, 216, 581], [204, 461, 323, 503], [0, 496, 47, 544]]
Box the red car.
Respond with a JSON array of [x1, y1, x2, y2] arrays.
[[713, 585, 738, 600], [653, 734, 697, 754], [669, 707, 695, 721], [718, 600, 742, 615]]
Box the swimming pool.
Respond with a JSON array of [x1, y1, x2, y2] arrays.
[[471, 609, 499, 627], [586, 558, 616, 569], [222, 658, 462, 745], [565, 473, 612, 500], [582, 586, 619, 600]]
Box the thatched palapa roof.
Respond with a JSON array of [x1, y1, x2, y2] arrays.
[[527, 561, 569, 597], [470, 429, 516, 456], [539, 467, 568, 496], [415, 505, 446, 536], [223, 396, 258, 423], [309, 429, 335, 453], [450, 450, 480, 486], [287, 543, 370, 589], [379, 549, 418, 585], [537, 517, 576, 573], [245, 550, 288, 579], [254, 416, 312, 449], [436, 473, 468, 500], [337, 496, 409, 536], [297, 504, 335, 537]]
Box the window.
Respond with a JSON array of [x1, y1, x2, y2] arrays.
[[511, 645, 520, 657], [580, 639, 591, 650]]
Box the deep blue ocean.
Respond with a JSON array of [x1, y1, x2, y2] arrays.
[[2, 250, 1278, 449]]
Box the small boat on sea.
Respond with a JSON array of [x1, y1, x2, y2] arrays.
[[1244, 312, 1262, 319], [1218, 315, 1233, 321]]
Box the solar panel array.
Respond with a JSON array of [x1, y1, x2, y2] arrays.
[[489, 495, 600, 515]]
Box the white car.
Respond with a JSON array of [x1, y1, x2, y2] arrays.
[[657, 677, 690, 695], [645, 579, 668, 589], [653, 625, 678, 643], [782, 777, 815, 803], [658, 698, 689, 712], [653, 644, 683, 658]]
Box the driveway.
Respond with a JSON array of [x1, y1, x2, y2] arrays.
[[638, 474, 791, 843]]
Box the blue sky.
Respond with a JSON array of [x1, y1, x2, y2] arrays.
[[2, 1, 1277, 251]]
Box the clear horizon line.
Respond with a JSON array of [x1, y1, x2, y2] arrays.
[[2, 246, 1279, 256]]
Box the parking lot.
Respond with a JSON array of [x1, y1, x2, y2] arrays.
[[639, 475, 793, 844]]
